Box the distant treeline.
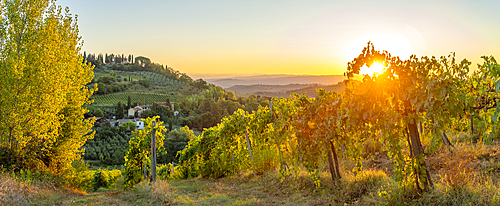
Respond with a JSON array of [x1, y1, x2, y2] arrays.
[[83, 52, 209, 90]]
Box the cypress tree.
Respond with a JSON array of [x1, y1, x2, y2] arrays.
[[115, 102, 124, 119], [127, 96, 131, 109]]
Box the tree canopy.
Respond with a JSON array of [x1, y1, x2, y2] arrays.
[[0, 0, 95, 174]]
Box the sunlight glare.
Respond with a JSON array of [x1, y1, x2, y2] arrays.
[[360, 62, 385, 76]]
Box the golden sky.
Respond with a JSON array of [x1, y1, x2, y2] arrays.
[[58, 0, 500, 78]]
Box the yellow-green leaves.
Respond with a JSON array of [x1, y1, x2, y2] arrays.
[[124, 116, 167, 188], [344, 42, 472, 190], [0, 0, 95, 175]]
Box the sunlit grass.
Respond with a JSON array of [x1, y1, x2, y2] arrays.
[[0, 172, 86, 205], [6, 131, 500, 205]]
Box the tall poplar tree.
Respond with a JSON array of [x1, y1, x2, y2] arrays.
[[0, 0, 95, 174]]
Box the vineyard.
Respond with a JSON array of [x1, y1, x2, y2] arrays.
[[98, 68, 188, 89], [4, 0, 500, 204], [168, 43, 500, 204], [92, 92, 172, 106], [81, 44, 500, 204]]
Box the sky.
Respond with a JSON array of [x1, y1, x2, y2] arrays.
[[57, 0, 500, 78]]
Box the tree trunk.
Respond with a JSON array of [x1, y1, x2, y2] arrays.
[[441, 132, 453, 148], [405, 128, 413, 157], [419, 121, 423, 135], [330, 140, 341, 179], [408, 121, 433, 190], [327, 146, 338, 182]]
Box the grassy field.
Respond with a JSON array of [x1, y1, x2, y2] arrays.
[[3, 132, 500, 205]]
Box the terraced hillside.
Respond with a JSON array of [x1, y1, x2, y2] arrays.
[[92, 91, 172, 107]]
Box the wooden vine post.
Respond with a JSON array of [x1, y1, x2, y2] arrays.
[[326, 146, 338, 182], [242, 115, 254, 161], [470, 115, 474, 136], [151, 120, 157, 182], [330, 141, 341, 180], [242, 114, 256, 176]]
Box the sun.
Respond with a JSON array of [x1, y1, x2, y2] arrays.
[[359, 62, 386, 76]]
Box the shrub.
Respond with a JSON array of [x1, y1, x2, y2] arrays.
[[124, 116, 167, 189], [91, 169, 122, 191], [62, 159, 94, 191]]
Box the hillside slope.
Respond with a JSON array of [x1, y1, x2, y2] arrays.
[[206, 74, 345, 88], [226, 82, 345, 98]]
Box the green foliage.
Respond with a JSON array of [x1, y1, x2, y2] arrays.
[[92, 92, 172, 106], [124, 116, 167, 189], [91, 169, 122, 192], [120, 122, 128, 129], [83, 124, 131, 165], [293, 90, 350, 183], [341, 42, 473, 191], [158, 126, 194, 164], [171, 43, 500, 200], [61, 159, 94, 191], [0, 0, 95, 176], [15, 169, 33, 187], [176, 129, 202, 179], [135, 56, 151, 68], [157, 163, 183, 180], [140, 79, 151, 88], [115, 102, 125, 119], [94, 108, 104, 117], [178, 106, 285, 178], [127, 121, 137, 131], [468, 56, 500, 142]]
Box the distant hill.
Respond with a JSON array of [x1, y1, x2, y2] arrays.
[[286, 83, 346, 98], [206, 74, 345, 88], [226, 82, 346, 98]]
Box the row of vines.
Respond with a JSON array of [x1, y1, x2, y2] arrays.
[[111, 70, 188, 87], [175, 42, 500, 194], [92, 92, 172, 106]]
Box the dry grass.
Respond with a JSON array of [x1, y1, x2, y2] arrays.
[[0, 173, 86, 205], [5, 132, 500, 205], [125, 137, 500, 205], [143, 165, 390, 205]]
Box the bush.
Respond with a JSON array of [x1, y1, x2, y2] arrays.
[[63, 159, 94, 191], [91, 169, 122, 191]]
